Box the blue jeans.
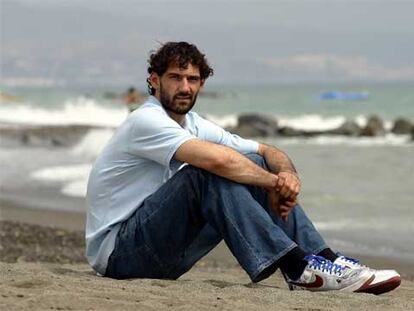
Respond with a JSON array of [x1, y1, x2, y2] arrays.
[[105, 154, 327, 281]]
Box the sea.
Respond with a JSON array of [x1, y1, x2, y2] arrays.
[[0, 83, 413, 263]]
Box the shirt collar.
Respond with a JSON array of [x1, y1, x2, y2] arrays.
[[147, 95, 162, 107]]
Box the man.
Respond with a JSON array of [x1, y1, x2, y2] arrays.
[[86, 42, 400, 294], [123, 87, 141, 112]]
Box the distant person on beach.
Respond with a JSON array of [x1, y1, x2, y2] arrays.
[[86, 42, 400, 294], [123, 87, 141, 112]]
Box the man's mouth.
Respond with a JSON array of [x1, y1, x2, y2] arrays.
[[175, 97, 191, 101], [175, 93, 192, 100]]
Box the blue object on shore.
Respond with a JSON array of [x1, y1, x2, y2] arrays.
[[319, 91, 369, 101]]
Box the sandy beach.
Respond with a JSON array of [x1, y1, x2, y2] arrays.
[[1, 206, 414, 311]]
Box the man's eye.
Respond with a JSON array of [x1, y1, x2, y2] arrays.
[[170, 75, 181, 80], [188, 77, 200, 82]]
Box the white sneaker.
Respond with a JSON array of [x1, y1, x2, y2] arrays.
[[334, 255, 401, 295], [286, 255, 374, 292]]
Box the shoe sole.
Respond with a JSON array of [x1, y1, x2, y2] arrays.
[[287, 273, 375, 292], [340, 274, 375, 292], [356, 276, 401, 295]]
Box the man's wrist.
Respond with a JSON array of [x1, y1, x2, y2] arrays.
[[269, 173, 279, 188], [279, 170, 299, 178]]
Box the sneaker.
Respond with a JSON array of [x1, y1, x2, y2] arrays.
[[334, 255, 401, 295], [286, 255, 374, 292]]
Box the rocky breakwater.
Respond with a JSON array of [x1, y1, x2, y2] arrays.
[[391, 118, 414, 140], [0, 124, 111, 147], [226, 114, 414, 140]]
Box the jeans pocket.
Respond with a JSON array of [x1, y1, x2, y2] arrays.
[[106, 243, 166, 279]]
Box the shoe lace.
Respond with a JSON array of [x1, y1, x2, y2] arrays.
[[305, 255, 344, 276], [337, 253, 365, 268]]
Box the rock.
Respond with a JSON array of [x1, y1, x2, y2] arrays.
[[278, 127, 304, 137], [392, 118, 413, 135], [0, 125, 102, 147], [328, 121, 362, 136], [229, 114, 278, 137], [360, 115, 385, 137], [226, 125, 268, 138]]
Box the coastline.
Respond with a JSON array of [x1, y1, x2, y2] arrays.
[[1, 204, 414, 310]]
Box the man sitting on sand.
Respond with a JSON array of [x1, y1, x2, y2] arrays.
[[86, 41, 401, 294]]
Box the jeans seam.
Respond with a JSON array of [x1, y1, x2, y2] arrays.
[[220, 202, 263, 265]]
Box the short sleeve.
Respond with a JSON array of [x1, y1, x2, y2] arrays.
[[194, 114, 259, 154], [128, 108, 196, 167]]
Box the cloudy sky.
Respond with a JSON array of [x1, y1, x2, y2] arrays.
[[1, 0, 414, 87]]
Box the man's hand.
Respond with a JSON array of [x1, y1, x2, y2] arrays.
[[276, 172, 300, 221], [265, 186, 282, 217], [258, 143, 301, 200], [276, 171, 301, 201], [278, 197, 299, 222], [265, 187, 299, 222], [259, 143, 301, 221]]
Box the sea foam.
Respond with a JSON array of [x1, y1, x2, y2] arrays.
[[30, 164, 91, 198], [0, 97, 127, 127], [72, 128, 115, 159]]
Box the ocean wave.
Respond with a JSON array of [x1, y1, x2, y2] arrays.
[[204, 114, 238, 128], [0, 96, 127, 127], [72, 128, 115, 159], [0, 99, 402, 132], [0, 101, 388, 132], [279, 115, 346, 131], [30, 164, 91, 183], [206, 113, 398, 133], [30, 164, 91, 198], [1, 101, 411, 148]]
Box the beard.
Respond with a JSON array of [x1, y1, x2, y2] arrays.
[[159, 85, 198, 115]]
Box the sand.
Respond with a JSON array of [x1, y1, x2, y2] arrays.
[[1, 219, 414, 310]]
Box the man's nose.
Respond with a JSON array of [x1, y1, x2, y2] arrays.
[[179, 78, 191, 93]]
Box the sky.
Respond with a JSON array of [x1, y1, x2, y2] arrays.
[[1, 0, 414, 88]]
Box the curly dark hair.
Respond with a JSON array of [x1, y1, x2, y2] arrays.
[[147, 42, 214, 95]]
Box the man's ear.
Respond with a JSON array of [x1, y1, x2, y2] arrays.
[[149, 73, 160, 92], [200, 79, 205, 88]]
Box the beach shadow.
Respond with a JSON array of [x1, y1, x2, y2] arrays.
[[244, 282, 282, 289], [47, 265, 96, 278], [204, 279, 238, 288], [11, 279, 51, 289], [203, 279, 281, 289]]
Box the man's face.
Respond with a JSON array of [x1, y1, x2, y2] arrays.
[[154, 63, 203, 115]]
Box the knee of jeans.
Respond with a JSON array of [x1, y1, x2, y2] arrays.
[[181, 164, 205, 176], [245, 153, 268, 170]]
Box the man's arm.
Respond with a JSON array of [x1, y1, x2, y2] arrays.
[[175, 139, 300, 221], [257, 143, 297, 175], [174, 139, 278, 188]]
